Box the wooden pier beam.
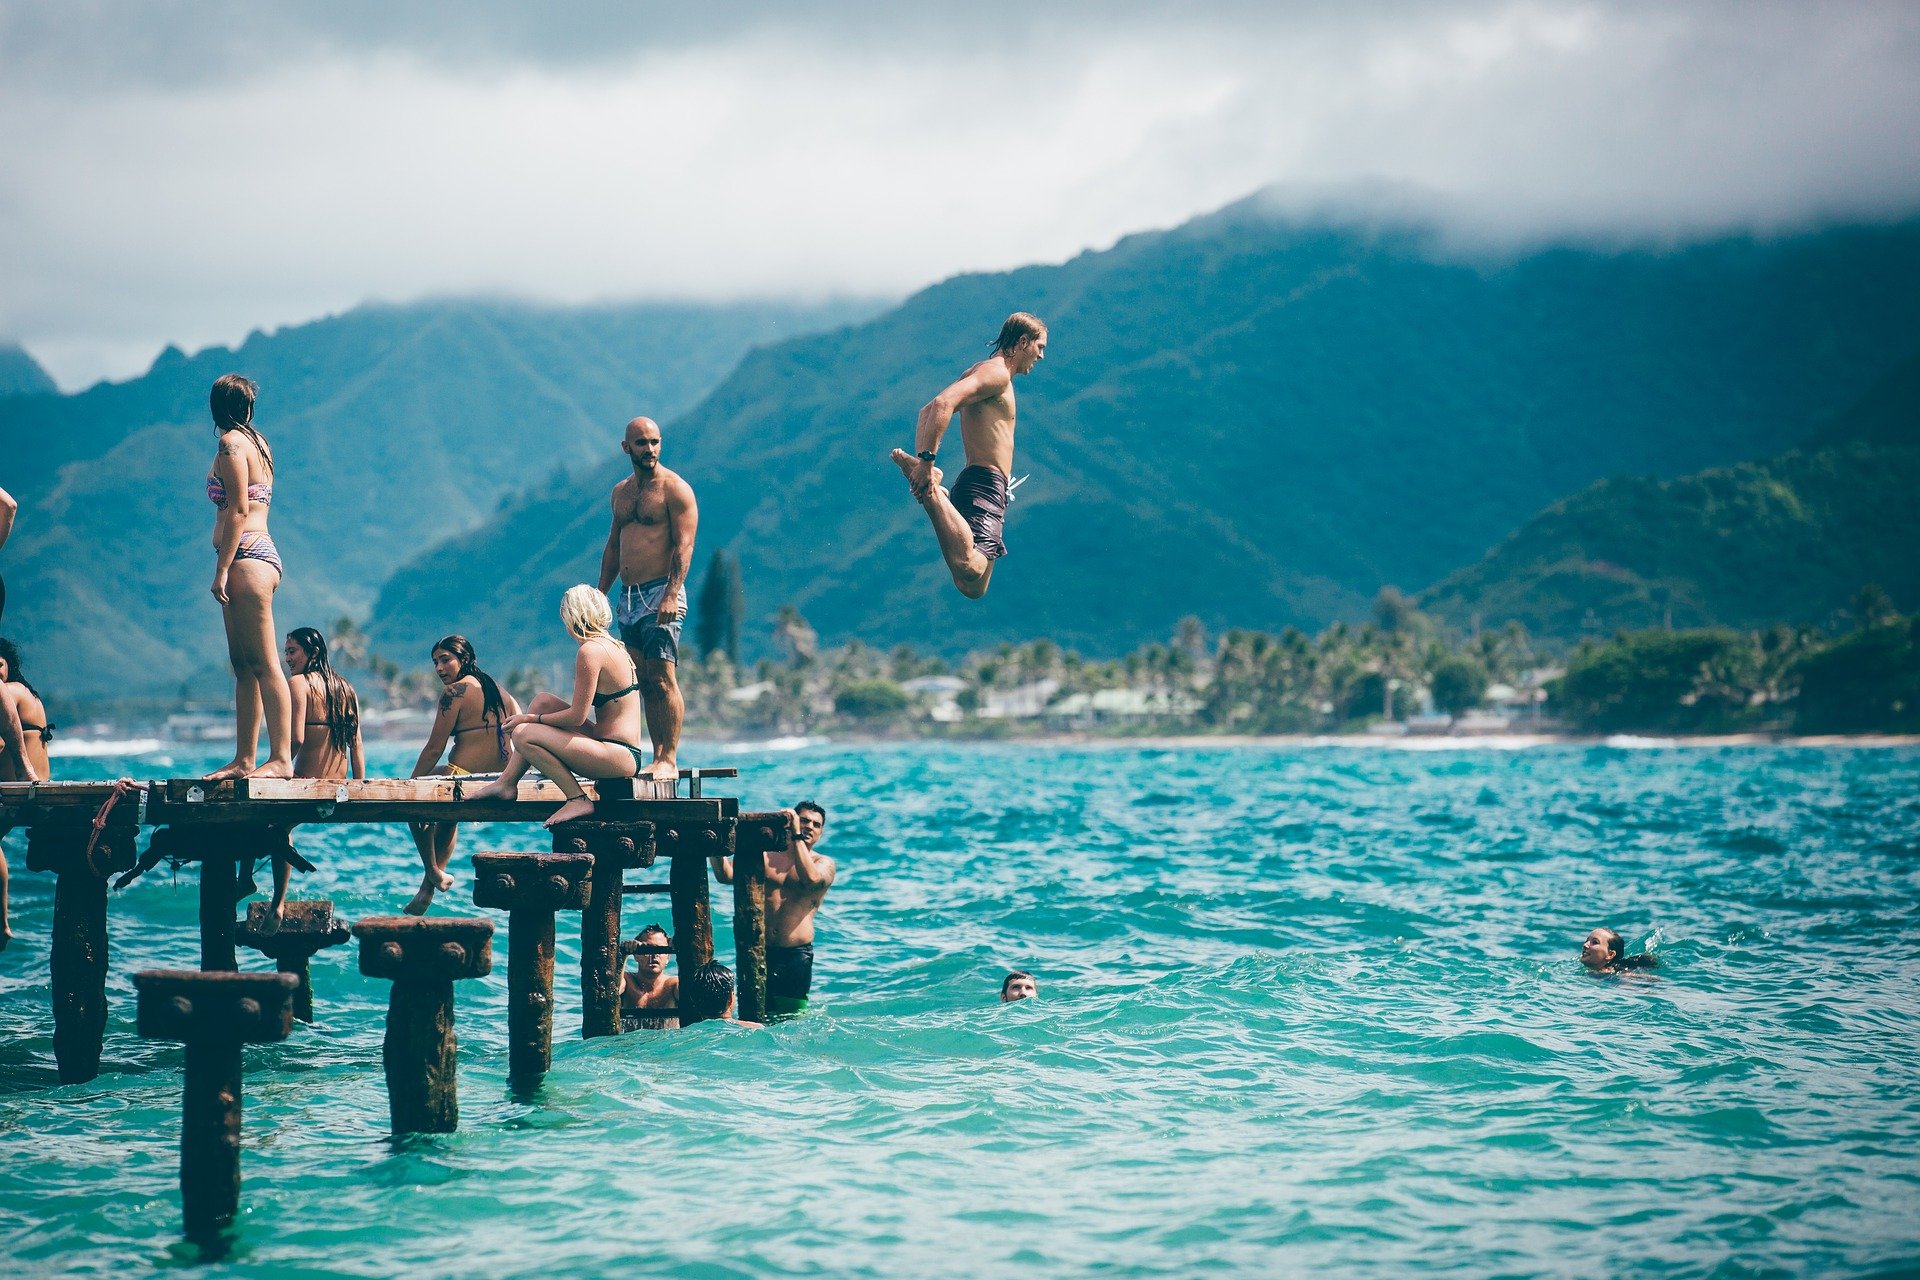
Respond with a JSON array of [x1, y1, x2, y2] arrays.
[[658, 821, 727, 1024], [352, 916, 493, 1133], [147, 824, 307, 972], [730, 812, 792, 1027], [472, 852, 591, 1081], [236, 901, 350, 1023], [26, 821, 137, 1084], [133, 969, 297, 1240], [552, 823, 657, 1040]]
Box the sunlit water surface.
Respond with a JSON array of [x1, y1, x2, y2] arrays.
[[3, 742, 1918, 1277]]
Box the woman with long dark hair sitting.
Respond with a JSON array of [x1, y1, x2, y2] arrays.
[[406, 635, 520, 914], [204, 374, 294, 780], [0, 637, 51, 950], [466, 586, 650, 828], [285, 628, 364, 781]]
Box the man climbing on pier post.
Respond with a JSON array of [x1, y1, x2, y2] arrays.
[[889, 312, 1047, 599], [712, 801, 834, 1017], [596, 416, 698, 782]]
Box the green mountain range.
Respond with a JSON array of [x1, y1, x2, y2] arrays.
[[367, 202, 1920, 668], [1420, 350, 1920, 638], [0, 299, 878, 698]]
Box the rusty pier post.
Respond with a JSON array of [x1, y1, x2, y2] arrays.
[[657, 820, 725, 1023], [26, 820, 137, 1084], [148, 823, 307, 972], [729, 812, 792, 1027], [237, 901, 350, 1023], [552, 822, 656, 1039], [353, 916, 493, 1133], [472, 852, 591, 1081], [133, 969, 297, 1240]]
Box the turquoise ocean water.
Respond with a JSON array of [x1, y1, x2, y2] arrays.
[[2, 741, 1917, 1277]]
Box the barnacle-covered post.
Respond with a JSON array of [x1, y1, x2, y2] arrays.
[[236, 900, 350, 1024], [730, 812, 792, 1027], [472, 852, 591, 1080], [353, 916, 493, 1133], [551, 822, 656, 1040], [27, 819, 137, 1084], [134, 969, 298, 1239], [658, 820, 725, 1023]]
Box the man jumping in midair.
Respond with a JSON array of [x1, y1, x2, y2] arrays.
[[890, 312, 1047, 598]]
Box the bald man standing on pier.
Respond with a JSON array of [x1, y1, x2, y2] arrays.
[[596, 416, 698, 782]]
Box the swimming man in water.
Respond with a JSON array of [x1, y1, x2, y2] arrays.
[[596, 416, 698, 782], [712, 801, 834, 1017], [890, 312, 1047, 599]]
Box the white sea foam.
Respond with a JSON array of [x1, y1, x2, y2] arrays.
[[719, 735, 827, 754], [48, 737, 169, 758], [1604, 734, 1681, 749]]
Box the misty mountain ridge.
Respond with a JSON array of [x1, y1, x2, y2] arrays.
[[365, 200, 1920, 669]]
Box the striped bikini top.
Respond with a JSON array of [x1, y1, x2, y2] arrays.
[[207, 473, 272, 509]]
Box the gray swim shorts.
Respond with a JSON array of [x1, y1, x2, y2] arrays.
[[615, 577, 682, 664]]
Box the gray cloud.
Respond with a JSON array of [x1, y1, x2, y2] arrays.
[[4, 1, 1918, 388]]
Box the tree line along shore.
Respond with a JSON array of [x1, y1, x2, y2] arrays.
[[77, 565, 1917, 746]]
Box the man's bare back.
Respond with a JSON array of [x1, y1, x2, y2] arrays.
[[889, 312, 1047, 600]]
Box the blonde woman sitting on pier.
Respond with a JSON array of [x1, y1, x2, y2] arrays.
[[466, 586, 650, 827]]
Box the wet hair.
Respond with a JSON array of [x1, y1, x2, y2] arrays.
[[795, 800, 826, 823], [209, 374, 273, 476], [684, 962, 736, 1020], [287, 628, 358, 755], [560, 584, 613, 639], [1001, 970, 1034, 997], [431, 634, 508, 745], [638, 923, 670, 943], [1594, 928, 1625, 960], [0, 637, 37, 697], [990, 312, 1046, 356]]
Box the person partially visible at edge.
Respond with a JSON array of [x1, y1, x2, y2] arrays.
[[681, 961, 760, 1025], [465, 586, 650, 828], [595, 416, 697, 783], [0, 640, 51, 783], [1001, 971, 1038, 1003], [711, 801, 834, 1017], [204, 374, 294, 781], [620, 923, 680, 1030], [285, 628, 364, 782], [0, 637, 50, 951], [889, 312, 1047, 599], [0, 484, 16, 624], [406, 636, 520, 914], [1581, 927, 1657, 973]]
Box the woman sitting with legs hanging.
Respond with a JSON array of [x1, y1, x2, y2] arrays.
[[465, 585, 648, 828], [405, 635, 520, 914]]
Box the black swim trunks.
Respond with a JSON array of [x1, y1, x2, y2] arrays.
[[948, 465, 1010, 561], [768, 942, 814, 1016]]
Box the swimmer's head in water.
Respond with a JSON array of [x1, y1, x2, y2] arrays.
[[685, 961, 736, 1021], [1582, 927, 1625, 970], [560, 584, 614, 640], [990, 313, 1047, 374], [633, 923, 670, 980], [794, 800, 827, 845], [622, 416, 663, 473], [1001, 971, 1037, 1002]]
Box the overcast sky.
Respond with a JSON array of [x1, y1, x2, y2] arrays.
[[5, 0, 1919, 390]]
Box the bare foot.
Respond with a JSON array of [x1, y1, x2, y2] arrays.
[[247, 758, 294, 780], [257, 902, 285, 937], [464, 779, 517, 803], [435, 868, 454, 892], [889, 447, 918, 479], [649, 757, 679, 783], [0, 926, 12, 951], [403, 884, 435, 916], [889, 448, 944, 502], [204, 758, 255, 781], [544, 796, 597, 828]]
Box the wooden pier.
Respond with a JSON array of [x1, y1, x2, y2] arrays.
[[0, 771, 793, 1238]]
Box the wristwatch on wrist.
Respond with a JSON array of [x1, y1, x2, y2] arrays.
[[915, 450, 937, 462]]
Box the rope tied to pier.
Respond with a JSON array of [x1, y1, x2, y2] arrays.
[[85, 777, 143, 876]]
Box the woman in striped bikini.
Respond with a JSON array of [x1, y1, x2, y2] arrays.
[[205, 373, 294, 781]]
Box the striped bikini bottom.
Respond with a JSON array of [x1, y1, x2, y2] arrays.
[[235, 531, 283, 578]]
